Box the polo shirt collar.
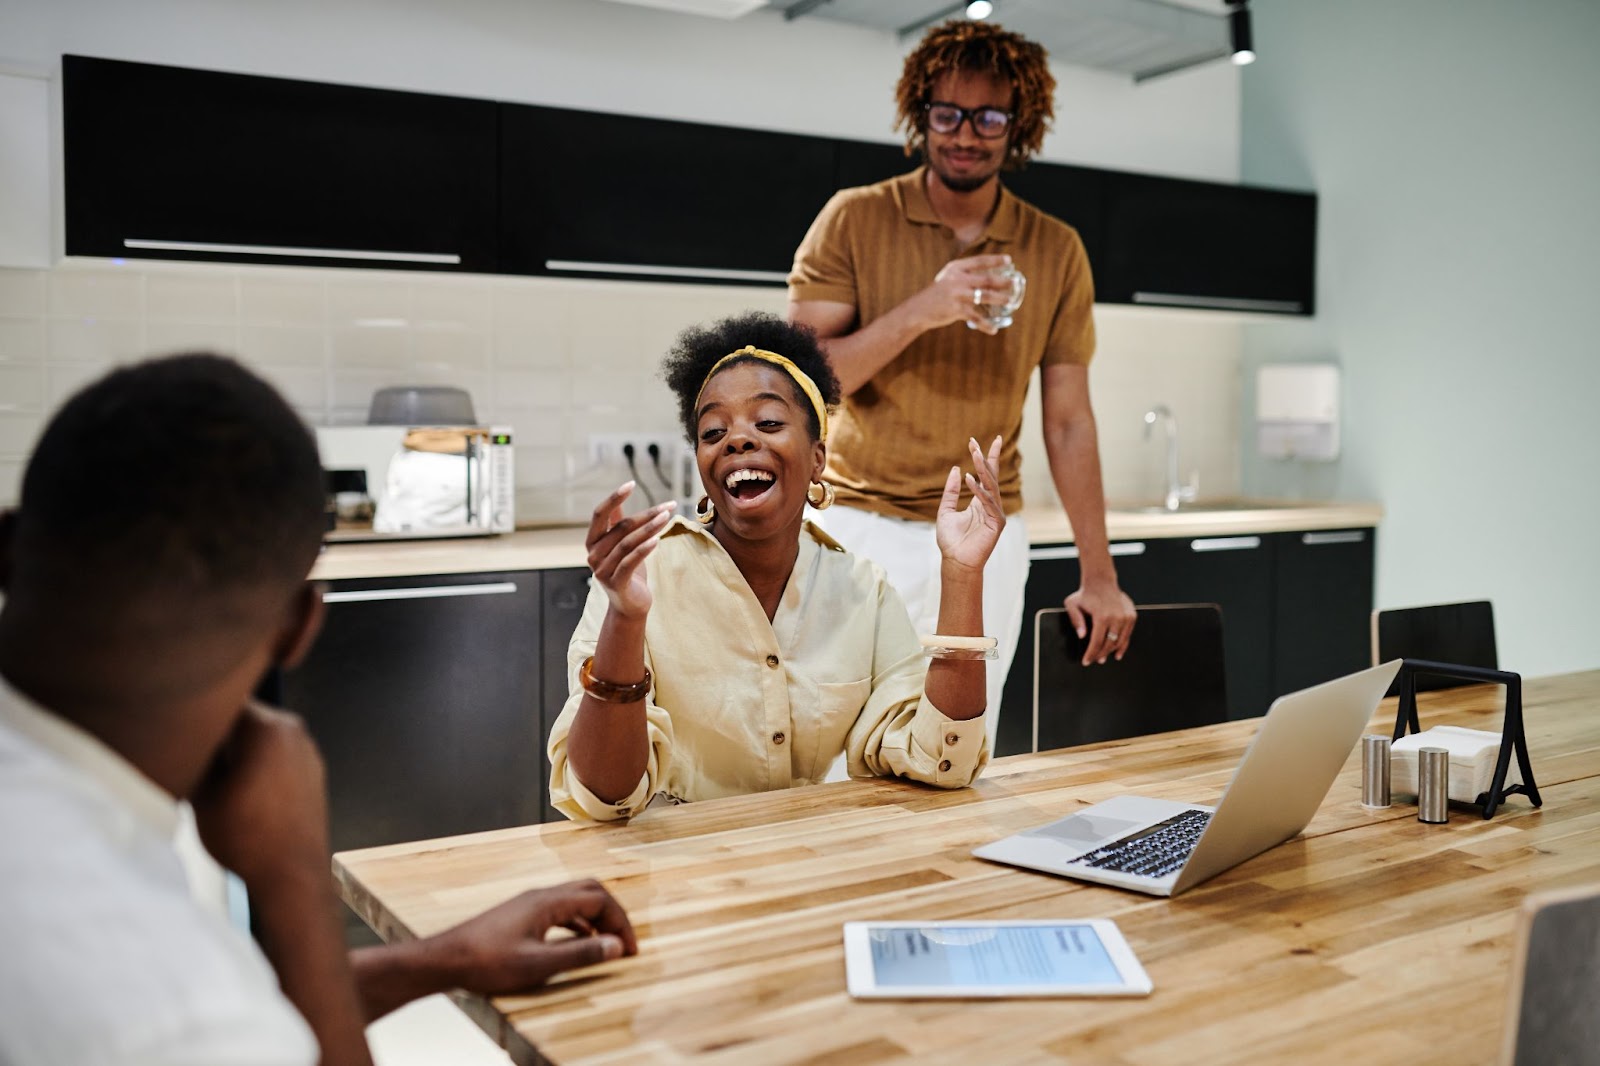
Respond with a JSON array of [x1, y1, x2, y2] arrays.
[[895, 165, 1023, 245], [0, 671, 181, 840]]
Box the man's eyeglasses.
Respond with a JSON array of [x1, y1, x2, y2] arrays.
[[923, 102, 1013, 139]]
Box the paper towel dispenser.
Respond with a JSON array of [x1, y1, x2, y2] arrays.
[[1257, 363, 1340, 461]]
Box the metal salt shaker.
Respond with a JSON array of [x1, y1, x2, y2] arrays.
[[1361, 734, 1392, 809], [1418, 747, 1450, 824]]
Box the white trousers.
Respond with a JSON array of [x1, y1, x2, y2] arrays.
[[812, 504, 1030, 758]]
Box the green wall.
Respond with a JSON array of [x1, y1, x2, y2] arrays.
[[1238, 0, 1600, 676]]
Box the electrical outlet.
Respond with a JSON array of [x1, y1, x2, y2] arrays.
[[587, 432, 692, 500]]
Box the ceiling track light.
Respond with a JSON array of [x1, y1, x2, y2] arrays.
[[1227, 1, 1256, 66], [966, 0, 994, 18]]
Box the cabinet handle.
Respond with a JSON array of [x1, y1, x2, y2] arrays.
[[124, 238, 461, 265], [1190, 535, 1262, 553], [1301, 530, 1367, 546], [1029, 542, 1145, 562], [323, 581, 517, 604], [545, 259, 789, 284], [1133, 291, 1303, 314]]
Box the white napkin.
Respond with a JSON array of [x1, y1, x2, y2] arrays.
[[1391, 726, 1520, 802]]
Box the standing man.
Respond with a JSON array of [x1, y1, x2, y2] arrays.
[[787, 19, 1136, 750]]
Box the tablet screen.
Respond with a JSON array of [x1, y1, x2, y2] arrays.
[[844, 921, 1151, 998]]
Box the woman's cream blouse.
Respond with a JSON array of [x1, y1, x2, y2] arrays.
[[547, 516, 990, 821]]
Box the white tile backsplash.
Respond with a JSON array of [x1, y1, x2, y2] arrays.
[[0, 318, 46, 363], [146, 321, 243, 356], [0, 412, 44, 454], [48, 269, 144, 318], [0, 363, 45, 412], [0, 271, 46, 317], [46, 319, 144, 363], [240, 277, 325, 324], [146, 274, 240, 322], [0, 262, 1247, 515]]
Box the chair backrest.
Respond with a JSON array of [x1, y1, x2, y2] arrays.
[[1499, 883, 1600, 1065], [1371, 600, 1498, 695], [1033, 603, 1227, 752]]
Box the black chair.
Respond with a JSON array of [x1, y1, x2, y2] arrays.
[[1033, 603, 1228, 752], [1372, 599, 1497, 696]]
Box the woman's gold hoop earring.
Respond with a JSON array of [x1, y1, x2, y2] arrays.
[[807, 480, 835, 510], [694, 495, 716, 525]]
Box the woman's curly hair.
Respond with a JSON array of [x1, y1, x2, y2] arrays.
[[660, 311, 841, 444], [894, 19, 1056, 171]]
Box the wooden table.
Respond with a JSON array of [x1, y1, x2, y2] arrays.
[[334, 672, 1600, 1065]]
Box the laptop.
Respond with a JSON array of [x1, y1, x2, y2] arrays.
[[974, 660, 1402, 897]]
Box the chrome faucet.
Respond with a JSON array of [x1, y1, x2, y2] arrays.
[[1143, 405, 1197, 512]]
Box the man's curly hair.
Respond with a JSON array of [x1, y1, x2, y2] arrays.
[[894, 19, 1056, 171]]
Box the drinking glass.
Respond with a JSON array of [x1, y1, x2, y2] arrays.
[[967, 264, 1027, 329]]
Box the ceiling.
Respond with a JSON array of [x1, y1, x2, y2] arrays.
[[591, 0, 1237, 82], [765, 0, 1233, 81]]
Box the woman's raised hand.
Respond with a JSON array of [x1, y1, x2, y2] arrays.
[[935, 435, 1006, 573], [587, 483, 675, 620]]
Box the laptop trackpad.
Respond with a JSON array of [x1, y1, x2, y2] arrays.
[[1023, 813, 1143, 846]]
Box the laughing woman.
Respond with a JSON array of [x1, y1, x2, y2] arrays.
[[546, 312, 1004, 821]]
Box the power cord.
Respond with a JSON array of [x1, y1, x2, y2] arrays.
[[622, 443, 657, 506], [647, 443, 676, 501]]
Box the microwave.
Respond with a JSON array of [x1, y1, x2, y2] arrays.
[[315, 425, 514, 541]]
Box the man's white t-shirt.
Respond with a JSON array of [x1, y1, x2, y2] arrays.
[[0, 676, 317, 1066]]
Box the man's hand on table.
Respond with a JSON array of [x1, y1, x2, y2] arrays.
[[351, 879, 638, 1021]]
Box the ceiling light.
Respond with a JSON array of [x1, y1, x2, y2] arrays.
[[1227, 2, 1255, 65], [966, 1, 994, 19]]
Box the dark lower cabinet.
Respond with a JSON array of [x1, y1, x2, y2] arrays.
[[540, 568, 591, 823], [1002, 526, 1374, 756], [1271, 528, 1378, 698], [281, 571, 545, 859]]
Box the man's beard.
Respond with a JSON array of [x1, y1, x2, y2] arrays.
[[924, 146, 1000, 193]]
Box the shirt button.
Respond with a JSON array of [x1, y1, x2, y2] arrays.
[[772, 731, 786, 745], [945, 733, 960, 746], [766, 654, 780, 668], [939, 759, 953, 772]]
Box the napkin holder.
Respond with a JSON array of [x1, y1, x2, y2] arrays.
[[1389, 658, 1541, 819]]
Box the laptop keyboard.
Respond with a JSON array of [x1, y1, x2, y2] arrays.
[[1067, 808, 1213, 879]]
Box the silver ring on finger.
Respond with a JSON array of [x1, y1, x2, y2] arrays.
[[1108, 632, 1120, 641], [973, 287, 983, 305]]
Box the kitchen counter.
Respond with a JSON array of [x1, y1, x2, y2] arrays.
[[309, 499, 1383, 581]]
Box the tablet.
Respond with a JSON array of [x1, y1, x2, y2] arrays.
[[843, 920, 1153, 999]]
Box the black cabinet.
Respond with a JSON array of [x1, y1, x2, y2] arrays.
[[1002, 526, 1373, 756], [1098, 173, 1316, 314], [62, 55, 499, 271], [540, 568, 591, 823], [280, 571, 545, 857], [1271, 528, 1377, 698], [500, 104, 837, 285], [1141, 534, 1276, 722]]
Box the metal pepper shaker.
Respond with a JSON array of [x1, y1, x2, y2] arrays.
[[1361, 735, 1392, 809], [1418, 747, 1450, 824]]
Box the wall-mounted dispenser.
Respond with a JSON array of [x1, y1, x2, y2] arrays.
[[1257, 363, 1340, 461]]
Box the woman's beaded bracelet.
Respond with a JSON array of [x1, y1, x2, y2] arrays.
[[579, 656, 652, 703]]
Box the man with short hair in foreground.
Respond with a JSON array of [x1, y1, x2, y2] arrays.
[[0, 353, 636, 1066]]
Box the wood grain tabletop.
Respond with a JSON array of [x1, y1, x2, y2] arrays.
[[333, 671, 1600, 1066]]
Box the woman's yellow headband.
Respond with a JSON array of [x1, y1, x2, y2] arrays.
[[694, 345, 829, 440]]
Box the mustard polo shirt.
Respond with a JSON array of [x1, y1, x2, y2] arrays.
[[788, 166, 1096, 521]]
